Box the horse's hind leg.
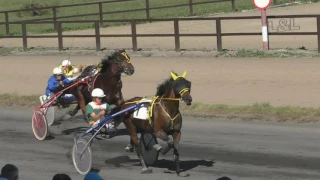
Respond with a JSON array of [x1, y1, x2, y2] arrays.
[[67, 87, 82, 116], [124, 120, 152, 174], [172, 131, 189, 177], [68, 104, 80, 116]]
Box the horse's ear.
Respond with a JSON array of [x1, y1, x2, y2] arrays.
[[170, 72, 178, 80], [181, 70, 187, 78]]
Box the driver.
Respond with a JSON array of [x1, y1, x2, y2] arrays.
[[85, 88, 116, 130], [59, 59, 84, 81], [45, 67, 73, 104]]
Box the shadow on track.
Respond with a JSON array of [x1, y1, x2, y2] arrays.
[[104, 155, 214, 172]]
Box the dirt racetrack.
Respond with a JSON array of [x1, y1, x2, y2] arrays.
[[1, 108, 320, 180], [2, 55, 320, 180], [1, 55, 320, 108], [0, 3, 320, 51]]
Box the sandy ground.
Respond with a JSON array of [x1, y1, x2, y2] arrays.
[[1, 55, 320, 108], [0, 109, 320, 180], [0, 3, 320, 51]]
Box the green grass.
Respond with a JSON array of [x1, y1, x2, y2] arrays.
[[180, 102, 320, 123], [1, 93, 320, 123], [0, 93, 40, 107], [215, 48, 320, 58], [0, 0, 318, 36], [1, 46, 319, 58]]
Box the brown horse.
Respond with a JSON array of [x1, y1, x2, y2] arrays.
[[116, 71, 192, 177], [66, 49, 135, 121]]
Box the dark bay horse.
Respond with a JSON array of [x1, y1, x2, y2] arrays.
[[116, 71, 192, 177], [66, 49, 135, 121]]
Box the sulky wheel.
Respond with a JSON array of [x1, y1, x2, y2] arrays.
[[72, 138, 92, 175], [139, 132, 159, 166], [45, 106, 55, 126], [32, 110, 48, 141]]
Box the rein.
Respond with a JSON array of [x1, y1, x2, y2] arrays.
[[123, 87, 190, 128]]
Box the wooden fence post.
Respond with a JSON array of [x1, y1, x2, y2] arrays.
[[52, 7, 57, 31], [95, 21, 101, 51], [174, 20, 180, 52], [145, 0, 150, 19], [216, 18, 222, 51], [317, 16, 320, 53], [57, 22, 63, 51], [5, 12, 9, 36], [231, 0, 236, 12], [189, 0, 194, 16], [99, 3, 103, 25], [131, 20, 138, 51], [21, 23, 27, 51]]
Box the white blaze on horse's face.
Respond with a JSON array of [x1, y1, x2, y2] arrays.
[[170, 71, 192, 105]]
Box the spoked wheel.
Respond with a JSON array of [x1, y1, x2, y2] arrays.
[[139, 132, 159, 166], [72, 138, 92, 175], [32, 110, 48, 141], [46, 106, 55, 126]]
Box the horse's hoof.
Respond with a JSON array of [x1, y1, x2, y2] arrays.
[[67, 110, 76, 116], [125, 145, 134, 152], [178, 172, 190, 177], [104, 134, 110, 139], [141, 168, 153, 174], [153, 144, 162, 151]]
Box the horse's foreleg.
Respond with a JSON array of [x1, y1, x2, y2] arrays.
[[173, 131, 189, 177], [117, 91, 125, 106], [125, 138, 134, 152], [79, 99, 86, 119], [153, 129, 174, 155], [74, 89, 87, 120]]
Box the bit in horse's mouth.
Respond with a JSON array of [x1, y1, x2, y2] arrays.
[[124, 69, 134, 76], [182, 98, 192, 106]]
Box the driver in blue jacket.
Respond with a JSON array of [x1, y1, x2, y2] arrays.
[[45, 67, 73, 104]]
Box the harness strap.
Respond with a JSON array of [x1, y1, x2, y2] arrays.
[[123, 90, 189, 129], [179, 88, 189, 96], [158, 96, 180, 129], [147, 96, 159, 126]]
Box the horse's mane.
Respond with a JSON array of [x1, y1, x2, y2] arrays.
[[99, 49, 125, 73], [155, 72, 177, 96], [75, 50, 125, 80]]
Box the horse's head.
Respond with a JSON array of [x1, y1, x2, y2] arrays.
[[170, 71, 192, 105], [112, 49, 135, 75]]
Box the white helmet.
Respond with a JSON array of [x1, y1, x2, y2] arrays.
[[53, 67, 63, 75], [91, 88, 105, 98], [61, 60, 71, 66]]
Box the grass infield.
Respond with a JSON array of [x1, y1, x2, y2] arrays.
[[1, 93, 319, 123]]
